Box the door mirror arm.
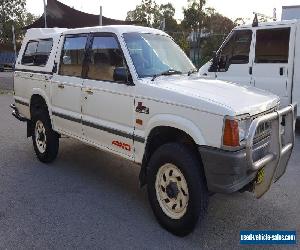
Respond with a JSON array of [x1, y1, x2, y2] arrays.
[[208, 51, 219, 72], [126, 73, 135, 86], [113, 67, 134, 86], [224, 58, 231, 71]]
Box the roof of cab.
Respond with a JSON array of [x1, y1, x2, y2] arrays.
[[62, 25, 168, 36], [26, 25, 168, 39], [234, 19, 300, 30], [25, 28, 67, 39]]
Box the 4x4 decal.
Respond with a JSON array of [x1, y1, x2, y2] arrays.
[[112, 140, 131, 151]]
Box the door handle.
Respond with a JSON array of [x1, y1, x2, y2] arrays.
[[249, 66, 252, 75], [58, 83, 64, 89], [85, 88, 94, 95], [280, 67, 284, 76]]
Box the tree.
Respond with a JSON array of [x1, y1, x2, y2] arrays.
[[159, 3, 175, 18], [0, 0, 25, 44], [159, 3, 178, 31], [172, 32, 190, 54], [126, 0, 237, 66], [234, 17, 246, 26], [126, 0, 178, 31], [181, 0, 206, 32], [126, 0, 160, 28], [181, 1, 207, 66], [0, 0, 37, 50], [198, 9, 234, 66], [126, 1, 185, 54], [24, 12, 38, 28], [204, 8, 234, 35]]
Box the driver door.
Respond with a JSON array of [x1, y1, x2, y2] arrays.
[[81, 33, 135, 159], [215, 29, 254, 86]]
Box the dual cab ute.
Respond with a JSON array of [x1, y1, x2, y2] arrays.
[[11, 25, 296, 236]]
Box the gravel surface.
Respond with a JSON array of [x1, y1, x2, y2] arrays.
[[0, 94, 299, 249]]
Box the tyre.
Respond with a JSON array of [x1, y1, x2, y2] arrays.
[[147, 143, 208, 236], [31, 107, 59, 163]]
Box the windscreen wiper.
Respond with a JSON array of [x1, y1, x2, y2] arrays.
[[151, 69, 182, 81]]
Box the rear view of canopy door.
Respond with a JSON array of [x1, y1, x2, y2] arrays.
[[252, 26, 295, 107]]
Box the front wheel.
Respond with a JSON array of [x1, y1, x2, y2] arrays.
[[147, 143, 208, 236], [32, 110, 59, 163]]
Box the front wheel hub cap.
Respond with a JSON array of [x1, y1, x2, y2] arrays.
[[155, 163, 189, 219], [166, 182, 179, 199]]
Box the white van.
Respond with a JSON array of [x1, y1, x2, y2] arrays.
[[199, 19, 300, 116]]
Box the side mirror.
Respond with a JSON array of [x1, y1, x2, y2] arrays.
[[208, 51, 218, 72], [113, 67, 133, 85]]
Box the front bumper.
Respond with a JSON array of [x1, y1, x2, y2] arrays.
[[200, 103, 297, 198], [199, 140, 268, 194]]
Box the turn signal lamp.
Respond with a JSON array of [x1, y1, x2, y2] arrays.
[[223, 119, 240, 147]]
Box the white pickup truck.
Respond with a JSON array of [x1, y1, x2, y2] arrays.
[[11, 25, 296, 236]]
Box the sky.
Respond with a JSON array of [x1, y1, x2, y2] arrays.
[[26, 0, 300, 23]]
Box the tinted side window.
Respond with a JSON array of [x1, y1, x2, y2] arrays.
[[35, 40, 53, 66], [59, 36, 88, 77], [22, 41, 38, 65], [21, 39, 53, 66], [255, 28, 290, 63], [218, 30, 252, 71], [87, 36, 125, 81]]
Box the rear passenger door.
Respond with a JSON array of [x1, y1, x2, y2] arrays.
[[81, 33, 135, 159], [252, 26, 295, 107], [51, 34, 88, 138], [14, 38, 53, 119]]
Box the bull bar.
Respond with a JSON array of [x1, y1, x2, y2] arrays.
[[245, 103, 297, 198]]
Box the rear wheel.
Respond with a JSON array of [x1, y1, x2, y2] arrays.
[[147, 143, 208, 236], [31, 108, 59, 163]]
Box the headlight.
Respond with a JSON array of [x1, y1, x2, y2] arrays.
[[238, 118, 249, 143], [222, 115, 250, 148]]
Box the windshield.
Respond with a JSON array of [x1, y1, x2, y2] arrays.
[[123, 33, 196, 78]]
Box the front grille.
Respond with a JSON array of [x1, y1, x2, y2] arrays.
[[252, 138, 270, 162], [252, 108, 276, 143]]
